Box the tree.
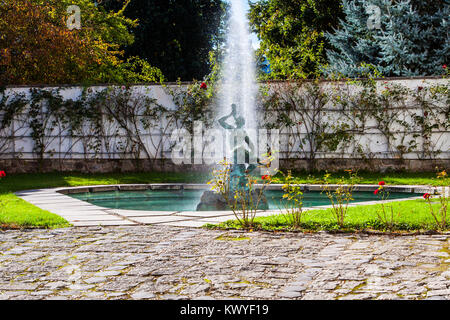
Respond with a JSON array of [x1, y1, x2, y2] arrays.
[[0, 0, 163, 85], [248, 0, 343, 80], [0, 0, 96, 85], [325, 0, 450, 78], [101, 0, 226, 82]]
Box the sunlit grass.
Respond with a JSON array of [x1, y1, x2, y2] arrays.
[[0, 194, 69, 229], [208, 198, 448, 232], [271, 170, 446, 186]]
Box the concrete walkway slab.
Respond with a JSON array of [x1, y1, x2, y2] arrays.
[[158, 220, 213, 228], [70, 221, 138, 227], [111, 210, 178, 217], [131, 216, 199, 225]]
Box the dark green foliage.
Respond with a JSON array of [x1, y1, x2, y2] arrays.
[[102, 0, 226, 82], [248, 0, 343, 79]]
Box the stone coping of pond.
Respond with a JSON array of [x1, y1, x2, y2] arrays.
[[15, 184, 441, 228]]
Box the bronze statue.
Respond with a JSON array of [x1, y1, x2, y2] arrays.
[[218, 104, 258, 192]]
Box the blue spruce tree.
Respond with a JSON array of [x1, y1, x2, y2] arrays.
[[325, 0, 449, 78]]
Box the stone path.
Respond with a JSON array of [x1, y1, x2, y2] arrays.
[[0, 226, 449, 300]]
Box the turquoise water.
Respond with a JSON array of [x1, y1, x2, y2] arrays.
[[69, 189, 420, 212]]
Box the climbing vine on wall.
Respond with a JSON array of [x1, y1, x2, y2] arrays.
[[0, 78, 448, 173], [262, 80, 353, 171], [411, 83, 450, 159], [0, 87, 28, 157], [87, 86, 172, 166], [262, 78, 450, 170]]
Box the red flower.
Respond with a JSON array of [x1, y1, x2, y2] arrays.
[[374, 189, 379, 195], [0, 171, 5, 178], [423, 193, 431, 200], [424, 111, 428, 117], [417, 86, 423, 91], [261, 175, 271, 181], [443, 65, 447, 69], [378, 181, 386, 186], [200, 82, 207, 89]]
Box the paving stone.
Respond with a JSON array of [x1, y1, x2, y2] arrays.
[[283, 284, 307, 292], [425, 281, 448, 290], [44, 281, 70, 290], [376, 293, 403, 300], [99, 278, 143, 291], [44, 296, 69, 300], [337, 293, 377, 300], [278, 291, 302, 298], [130, 291, 156, 299], [182, 284, 211, 295], [426, 289, 450, 297], [192, 296, 216, 300], [159, 294, 186, 300], [106, 292, 128, 299], [84, 277, 107, 284], [424, 296, 448, 300], [0, 283, 40, 291], [0, 225, 448, 300], [301, 292, 337, 300], [95, 271, 122, 277], [68, 284, 95, 291], [82, 291, 107, 299], [30, 290, 54, 296], [0, 291, 28, 299]]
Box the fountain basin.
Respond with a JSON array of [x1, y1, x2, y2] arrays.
[[65, 184, 424, 212], [14, 184, 434, 227]]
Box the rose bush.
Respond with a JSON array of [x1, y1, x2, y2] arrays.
[[424, 170, 449, 231], [373, 181, 400, 231], [0, 170, 5, 213]]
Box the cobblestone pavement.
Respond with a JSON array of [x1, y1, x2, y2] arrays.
[[0, 226, 449, 300]]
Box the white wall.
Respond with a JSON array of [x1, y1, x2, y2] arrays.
[[1, 78, 449, 164]]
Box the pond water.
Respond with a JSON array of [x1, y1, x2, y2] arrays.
[[69, 189, 420, 212]]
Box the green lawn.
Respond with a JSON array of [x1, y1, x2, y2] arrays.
[[271, 170, 446, 186], [0, 170, 446, 230], [0, 194, 70, 229], [207, 198, 449, 232], [0, 171, 201, 229]]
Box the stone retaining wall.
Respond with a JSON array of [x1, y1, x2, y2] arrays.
[[1, 158, 448, 174]]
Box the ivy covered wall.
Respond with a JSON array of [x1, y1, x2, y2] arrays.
[[0, 78, 448, 173]]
